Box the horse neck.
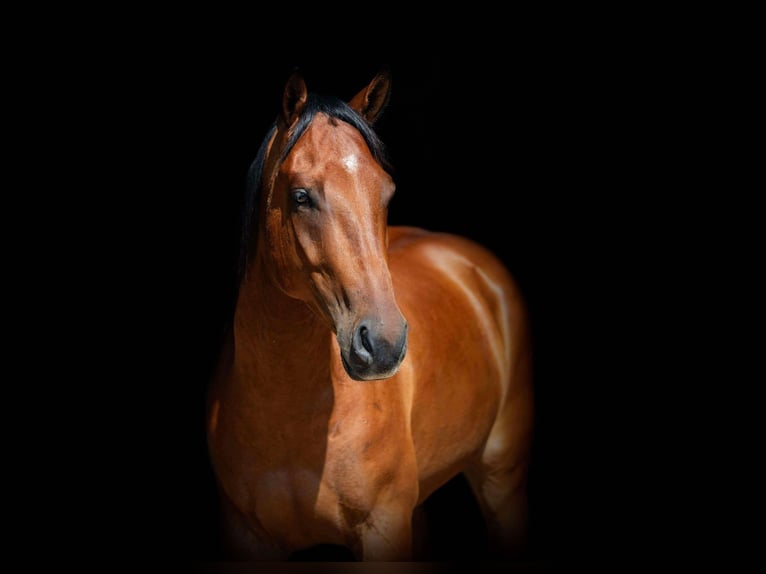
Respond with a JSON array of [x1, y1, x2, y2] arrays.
[[232, 248, 332, 394]]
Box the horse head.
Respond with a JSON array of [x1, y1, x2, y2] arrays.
[[254, 69, 408, 381]]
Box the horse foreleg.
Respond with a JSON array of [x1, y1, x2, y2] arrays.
[[354, 504, 414, 561], [464, 389, 534, 560], [218, 490, 290, 561], [464, 462, 530, 559]]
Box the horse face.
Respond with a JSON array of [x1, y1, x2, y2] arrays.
[[266, 114, 407, 381]]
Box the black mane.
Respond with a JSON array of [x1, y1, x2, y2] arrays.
[[238, 93, 392, 282]]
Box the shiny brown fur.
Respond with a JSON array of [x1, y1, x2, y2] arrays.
[[207, 69, 534, 561]]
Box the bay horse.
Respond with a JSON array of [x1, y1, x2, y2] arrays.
[[206, 68, 534, 561]]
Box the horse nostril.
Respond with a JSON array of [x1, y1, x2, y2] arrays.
[[359, 325, 373, 355], [351, 323, 374, 368]]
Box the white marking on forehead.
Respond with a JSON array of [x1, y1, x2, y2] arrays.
[[341, 153, 359, 173]]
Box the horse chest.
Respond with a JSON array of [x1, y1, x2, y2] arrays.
[[253, 408, 395, 495], [246, 423, 399, 548], [213, 388, 408, 547]]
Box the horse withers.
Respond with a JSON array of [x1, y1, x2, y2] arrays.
[[206, 68, 534, 561]]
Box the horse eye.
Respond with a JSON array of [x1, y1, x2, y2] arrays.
[[291, 188, 312, 207]]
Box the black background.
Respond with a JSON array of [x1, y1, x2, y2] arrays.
[[18, 7, 738, 567], [48, 37, 650, 565]]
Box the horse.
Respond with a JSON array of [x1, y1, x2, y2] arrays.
[[206, 68, 534, 561]]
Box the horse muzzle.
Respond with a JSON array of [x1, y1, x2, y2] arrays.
[[341, 317, 408, 381]]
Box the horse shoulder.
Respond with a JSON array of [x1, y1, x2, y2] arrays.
[[389, 226, 530, 402], [388, 225, 527, 326], [387, 226, 531, 493]]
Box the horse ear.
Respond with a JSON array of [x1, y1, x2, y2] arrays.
[[279, 70, 308, 131], [348, 67, 392, 124]]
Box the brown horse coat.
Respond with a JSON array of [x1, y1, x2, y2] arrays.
[[207, 69, 534, 561]]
